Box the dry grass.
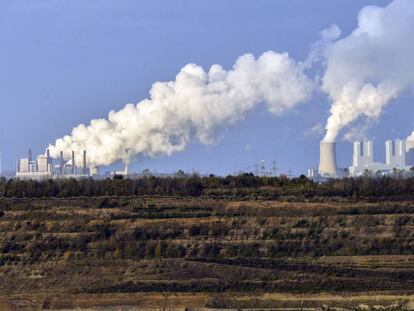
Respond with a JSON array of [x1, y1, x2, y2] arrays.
[[2, 197, 414, 309]]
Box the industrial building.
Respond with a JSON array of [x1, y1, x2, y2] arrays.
[[349, 139, 413, 176], [16, 149, 96, 179], [313, 138, 414, 179]]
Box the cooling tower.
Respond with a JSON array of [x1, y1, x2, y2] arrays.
[[318, 141, 337, 176]]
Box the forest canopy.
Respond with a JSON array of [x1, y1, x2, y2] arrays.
[[1, 173, 414, 198]]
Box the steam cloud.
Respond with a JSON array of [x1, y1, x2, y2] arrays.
[[49, 0, 414, 167], [322, 0, 414, 142], [48, 51, 313, 167]]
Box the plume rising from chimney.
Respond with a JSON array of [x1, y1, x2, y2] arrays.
[[47, 51, 313, 168]]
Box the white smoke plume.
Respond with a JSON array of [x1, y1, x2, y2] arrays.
[[343, 122, 374, 143], [322, 0, 414, 142], [48, 51, 313, 167], [304, 24, 341, 69]]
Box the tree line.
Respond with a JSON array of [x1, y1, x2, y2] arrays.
[[1, 173, 414, 198]]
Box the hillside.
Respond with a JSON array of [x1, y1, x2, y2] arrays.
[[1, 195, 414, 309]]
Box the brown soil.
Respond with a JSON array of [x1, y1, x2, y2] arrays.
[[1, 197, 414, 309]]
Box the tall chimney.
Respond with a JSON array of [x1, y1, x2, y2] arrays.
[[72, 151, 76, 174], [83, 150, 87, 175], [318, 141, 337, 176], [46, 149, 51, 172], [28, 149, 32, 171], [60, 151, 64, 175], [46, 149, 51, 168]]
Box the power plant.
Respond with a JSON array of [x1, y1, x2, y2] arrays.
[[10, 136, 414, 180], [16, 149, 98, 179], [314, 138, 414, 179]]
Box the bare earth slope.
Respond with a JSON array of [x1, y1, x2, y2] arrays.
[[1, 196, 414, 309]]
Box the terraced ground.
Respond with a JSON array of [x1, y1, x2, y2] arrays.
[[1, 196, 414, 309]]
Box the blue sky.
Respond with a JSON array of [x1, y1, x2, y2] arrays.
[[3, 0, 412, 176]]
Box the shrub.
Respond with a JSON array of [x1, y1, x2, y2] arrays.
[[155, 241, 162, 257]]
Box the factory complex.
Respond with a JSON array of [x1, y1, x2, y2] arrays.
[[316, 139, 414, 178], [16, 149, 98, 180], [10, 138, 414, 180]]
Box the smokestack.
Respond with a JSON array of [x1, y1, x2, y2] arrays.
[[46, 149, 51, 172], [318, 141, 337, 176], [60, 151, 64, 175], [45, 149, 51, 173], [83, 150, 87, 175], [28, 149, 32, 171], [72, 151, 75, 174]]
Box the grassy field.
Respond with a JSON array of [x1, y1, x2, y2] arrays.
[[1, 196, 414, 309]]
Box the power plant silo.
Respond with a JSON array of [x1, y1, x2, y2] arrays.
[[318, 141, 337, 176]]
